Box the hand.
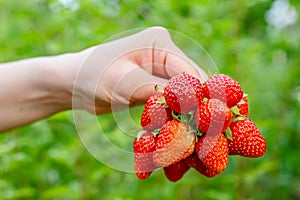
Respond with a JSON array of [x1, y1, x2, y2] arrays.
[[0, 26, 207, 132], [72, 27, 208, 114]]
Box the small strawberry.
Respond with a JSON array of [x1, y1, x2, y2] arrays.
[[232, 95, 249, 116], [133, 132, 157, 180], [164, 159, 191, 182], [203, 74, 243, 108], [153, 120, 195, 167], [164, 73, 204, 114], [228, 118, 266, 158], [195, 133, 229, 175], [195, 99, 232, 135], [141, 94, 172, 130], [185, 153, 218, 178]]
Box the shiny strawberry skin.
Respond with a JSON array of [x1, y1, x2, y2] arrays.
[[195, 133, 229, 174], [164, 159, 191, 182], [185, 153, 219, 178], [141, 94, 172, 131], [133, 132, 157, 180], [195, 99, 232, 135], [153, 120, 195, 167], [228, 118, 266, 158], [164, 73, 203, 114], [203, 74, 243, 108]]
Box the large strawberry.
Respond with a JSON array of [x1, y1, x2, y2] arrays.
[[164, 159, 190, 182], [153, 120, 195, 167], [195, 98, 232, 135], [141, 94, 172, 130], [164, 73, 203, 114], [195, 133, 229, 175], [185, 153, 218, 178], [133, 132, 157, 180], [228, 118, 266, 157], [203, 74, 243, 108]]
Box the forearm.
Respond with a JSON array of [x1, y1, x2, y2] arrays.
[[0, 51, 88, 132]]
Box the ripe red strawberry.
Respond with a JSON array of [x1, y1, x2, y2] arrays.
[[234, 95, 249, 116], [203, 74, 243, 108], [164, 73, 204, 114], [185, 153, 218, 178], [195, 133, 229, 174], [141, 94, 172, 130], [133, 132, 157, 180], [164, 159, 191, 182], [228, 118, 266, 157], [195, 99, 232, 135], [153, 120, 195, 167]]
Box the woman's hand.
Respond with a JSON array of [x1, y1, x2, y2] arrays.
[[0, 26, 207, 132], [72, 27, 207, 114]]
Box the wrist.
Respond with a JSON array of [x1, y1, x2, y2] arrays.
[[45, 47, 96, 111]]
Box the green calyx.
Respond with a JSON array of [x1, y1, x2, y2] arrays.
[[231, 106, 241, 116], [172, 110, 198, 135], [157, 96, 168, 108], [232, 116, 247, 122], [155, 85, 164, 93], [224, 128, 232, 141]]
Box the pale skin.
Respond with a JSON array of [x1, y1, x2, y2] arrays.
[[0, 27, 207, 133]]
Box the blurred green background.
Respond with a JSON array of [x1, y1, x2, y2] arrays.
[[0, 0, 299, 199]]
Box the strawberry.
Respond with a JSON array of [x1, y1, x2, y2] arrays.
[[195, 99, 232, 135], [141, 94, 172, 130], [203, 74, 243, 108], [234, 95, 249, 116], [153, 120, 195, 167], [195, 133, 229, 175], [185, 153, 218, 178], [228, 118, 266, 157], [163, 159, 190, 182], [164, 73, 203, 114], [133, 132, 157, 180]]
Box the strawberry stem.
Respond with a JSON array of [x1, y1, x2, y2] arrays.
[[172, 111, 181, 121]]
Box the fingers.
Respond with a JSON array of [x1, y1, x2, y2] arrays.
[[108, 60, 167, 104], [164, 51, 209, 82], [133, 26, 208, 82]]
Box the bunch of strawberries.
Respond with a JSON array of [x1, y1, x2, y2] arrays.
[[133, 73, 266, 182]]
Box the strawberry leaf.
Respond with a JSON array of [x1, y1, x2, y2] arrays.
[[151, 129, 160, 136], [157, 96, 169, 108], [233, 116, 247, 122], [157, 96, 166, 103], [224, 128, 232, 140], [155, 85, 164, 93], [179, 114, 189, 124], [231, 106, 241, 115], [202, 97, 209, 102], [136, 130, 147, 140]]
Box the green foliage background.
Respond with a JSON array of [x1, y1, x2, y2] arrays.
[[0, 0, 299, 199]]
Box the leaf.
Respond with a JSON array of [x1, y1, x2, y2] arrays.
[[136, 130, 147, 140], [224, 128, 232, 140], [231, 106, 241, 115]]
